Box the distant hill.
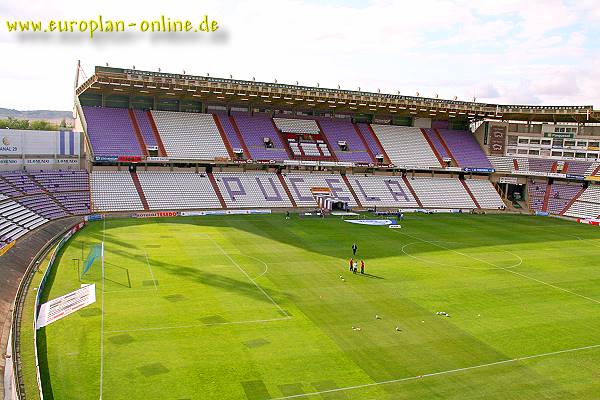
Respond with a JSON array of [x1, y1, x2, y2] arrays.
[[0, 107, 73, 122]]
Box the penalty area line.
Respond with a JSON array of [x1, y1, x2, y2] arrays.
[[269, 343, 600, 400], [144, 251, 158, 291], [206, 235, 290, 318]]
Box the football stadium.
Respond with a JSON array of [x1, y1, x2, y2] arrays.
[[1, 65, 599, 400]]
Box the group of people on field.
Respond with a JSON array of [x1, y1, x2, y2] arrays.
[[349, 242, 366, 274]]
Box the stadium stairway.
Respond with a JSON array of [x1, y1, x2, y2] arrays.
[[207, 172, 227, 208], [542, 182, 552, 212], [592, 164, 600, 176], [146, 111, 168, 157], [420, 128, 445, 167], [459, 178, 481, 209], [401, 176, 424, 208], [128, 109, 149, 157], [433, 128, 457, 167], [129, 171, 150, 211], [276, 172, 297, 207], [0, 176, 24, 196], [513, 159, 519, 171], [365, 124, 391, 164], [341, 174, 364, 208], [352, 124, 377, 163], [314, 120, 339, 162], [562, 162, 569, 174], [559, 185, 587, 215], [212, 114, 236, 160], [28, 175, 74, 215], [228, 116, 252, 160]]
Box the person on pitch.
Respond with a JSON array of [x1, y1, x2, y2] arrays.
[[353, 260, 358, 274], [360, 260, 365, 274], [352, 242, 357, 256], [349, 258, 353, 272]]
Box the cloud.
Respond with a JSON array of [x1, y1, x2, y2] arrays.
[[0, 0, 597, 110], [476, 84, 501, 99]]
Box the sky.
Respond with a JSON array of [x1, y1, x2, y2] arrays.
[[1, 0, 599, 110]]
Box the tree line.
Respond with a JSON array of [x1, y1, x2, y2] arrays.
[[0, 117, 69, 131]]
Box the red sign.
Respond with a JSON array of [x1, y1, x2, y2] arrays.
[[118, 155, 142, 163], [133, 211, 178, 219]]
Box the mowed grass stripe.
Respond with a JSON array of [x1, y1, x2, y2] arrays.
[[34, 214, 600, 400]]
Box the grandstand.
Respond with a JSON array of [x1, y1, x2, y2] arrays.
[[1, 65, 600, 400]]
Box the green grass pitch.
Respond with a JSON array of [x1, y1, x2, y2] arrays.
[[34, 213, 600, 399]]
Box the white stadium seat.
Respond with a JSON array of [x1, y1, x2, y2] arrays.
[[370, 125, 440, 169], [151, 111, 230, 160]]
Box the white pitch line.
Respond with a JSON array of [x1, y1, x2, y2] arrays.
[[394, 230, 600, 305], [206, 235, 290, 318], [241, 254, 270, 279], [144, 251, 158, 291], [105, 316, 291, 333], [99, 218, 106, 400], [401, 241, 522, 271], [269, 343, 600, 400]]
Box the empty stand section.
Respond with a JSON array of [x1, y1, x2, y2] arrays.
[[272, 117, 336, 162], [401, 176, 423, 207], [460, 179, 481, 209], [136, 171, 222, 210], [130, 171, 149, 211], [91, 171, 144, 211], [409, 177, 476, 209], [150, 111, 230, 160], [487, 156, 514, 173], [277, 172, 297, 207], [564, 160, 590, 176], [527, 179, 547, 213], [282, 173, 357, 207], [346, 175, 418, 208], [340, 175, 363, 208], [128, 109, 149, 156], [543, 183, 584, 215], [370, 125, 441, 168], [464, 180, 504, 209], [212, 114, 249, 159], [213, 172, 293, 208], [432, 129, 457, 166], [352, 124, 376, 163], [420, 129, 445, 166], [232, 115, 289, 161], [133, 110, 159, 150], [0, 201, 47, 243], [435, 129, 492, 169], [211, 114, 236, 160], [146, 110, 168, 156], [542, 182, 552, 212], [357, 123, 390, 164], [317, 118, 372, 163], [83, 106, 143, 156], [563, 185, 600, 219]]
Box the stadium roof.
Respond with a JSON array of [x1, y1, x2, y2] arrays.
[[76, 66, 600, 124]]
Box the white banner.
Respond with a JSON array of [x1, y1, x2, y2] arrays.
[[36, 284, 96, 329], [344, 219, 395, 226]]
